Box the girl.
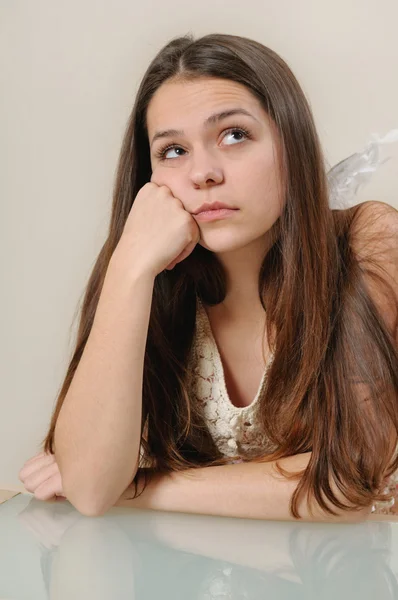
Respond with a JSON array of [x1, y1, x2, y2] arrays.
[[19, 33, 398, 521]]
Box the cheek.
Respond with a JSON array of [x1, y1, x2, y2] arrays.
[[234, 147, 279, 188], [240, 162, 281, 211], [150, 170, 185, 202], [255, 152, 279, 184], [150, 169, 167, 186], [150, 165, 178, 188]]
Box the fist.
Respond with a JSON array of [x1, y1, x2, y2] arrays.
[[19, 451, 66, 502]]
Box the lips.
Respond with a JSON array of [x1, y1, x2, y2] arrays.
[[194, 202, 236, 215], [194, 207, 238, 222]]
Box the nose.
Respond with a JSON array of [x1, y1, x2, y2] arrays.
[[191, 166, 223, 188]]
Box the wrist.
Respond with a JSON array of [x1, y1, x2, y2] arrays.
[[108, 244, 157, 284]]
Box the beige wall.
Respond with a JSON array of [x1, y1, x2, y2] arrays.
[[1, 0, 397, 490]]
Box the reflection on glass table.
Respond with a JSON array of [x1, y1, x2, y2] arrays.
[[2, 491, 398, 599]]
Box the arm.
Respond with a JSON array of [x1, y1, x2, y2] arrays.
[[113, 453, 373, 522], [54, 246, 155, 517]]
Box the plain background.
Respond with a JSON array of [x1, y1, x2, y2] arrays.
[[1, 0, 397, 490]]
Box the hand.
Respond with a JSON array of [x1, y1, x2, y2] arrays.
[[114, 180, 200, 278], [18, 451, 66, 502]]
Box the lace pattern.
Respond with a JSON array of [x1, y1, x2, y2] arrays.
[[187, 299, 277, 460]]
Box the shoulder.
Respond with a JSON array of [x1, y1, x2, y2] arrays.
[[350, 200, 398, 246], [349, 200, 398, 342], [349, 200, 398, 274]]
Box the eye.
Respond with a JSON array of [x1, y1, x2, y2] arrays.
[[154, 126, 252, 161]]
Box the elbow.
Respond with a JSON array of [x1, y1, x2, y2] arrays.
[[79, 503, 110, 518], [53, 454, 102, 516], [61, 479, 101, 517], [63, 481, 110, 517], [60, 469, 110, 517], [62, 469, 138, 518], [73, 502, 104, 518], [55, 447, 140, 518]]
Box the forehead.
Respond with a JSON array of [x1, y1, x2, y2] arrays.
[[146, 77, 266, 137]]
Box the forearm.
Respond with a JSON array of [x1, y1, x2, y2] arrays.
[[114, 453, 372, 522], [54, 251, 155, 516]]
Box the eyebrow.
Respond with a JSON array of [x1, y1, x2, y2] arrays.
[[150, 108, 259, 147]]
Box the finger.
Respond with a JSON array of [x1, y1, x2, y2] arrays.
[[19, 451, 52, 472], [19, 453, 55, 482], [23, 461, 59, 493], [34, 472, 64, 501], [19, 452, 48, 475]]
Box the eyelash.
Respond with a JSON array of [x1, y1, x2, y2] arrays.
[[154, 126, 253, 161]]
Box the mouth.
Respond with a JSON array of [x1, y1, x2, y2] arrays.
[[193, 202, 237, 215], [194, 207, 239, 222]]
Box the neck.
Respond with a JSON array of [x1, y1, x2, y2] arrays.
[[207, 234, 272, 321]]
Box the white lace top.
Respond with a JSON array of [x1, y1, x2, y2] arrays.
[[186, 298, 277, 462], [139, 298, 276, 468]]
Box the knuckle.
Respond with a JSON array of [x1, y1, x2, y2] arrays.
[[159, 185, 171, 196]]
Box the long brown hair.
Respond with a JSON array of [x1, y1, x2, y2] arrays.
[[41, 33, 398, 519]]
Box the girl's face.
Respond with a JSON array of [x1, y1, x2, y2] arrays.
[[146, 76, 284, 254]]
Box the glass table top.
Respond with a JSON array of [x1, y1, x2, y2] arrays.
[[2, 492, 398, 599]]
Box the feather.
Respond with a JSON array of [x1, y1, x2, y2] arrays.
[[327, 128, 398, 210]]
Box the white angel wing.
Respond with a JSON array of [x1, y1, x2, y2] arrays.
[[327, 128, 398, 210]]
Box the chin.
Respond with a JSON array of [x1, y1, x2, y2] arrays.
[[197, 236, 249, 254]]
